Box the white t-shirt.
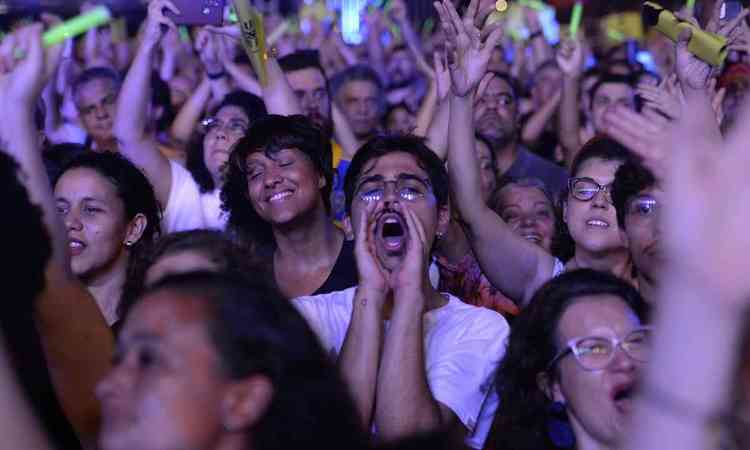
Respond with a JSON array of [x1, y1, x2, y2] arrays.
[[292, 287, 510, 449], [162, 161, 227, 233]]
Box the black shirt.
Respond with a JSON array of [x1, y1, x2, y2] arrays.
[[312, 239, 358, 296]]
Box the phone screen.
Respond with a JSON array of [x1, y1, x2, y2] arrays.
[[721, 1, 743, 20]]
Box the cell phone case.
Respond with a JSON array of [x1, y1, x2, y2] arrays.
[[165, 0, 226, 26]]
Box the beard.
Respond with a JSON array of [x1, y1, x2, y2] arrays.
[[476, 113, 517, 149]]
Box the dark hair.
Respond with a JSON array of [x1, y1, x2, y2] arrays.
[[569, 136, 634, 179], [278, 49, 328, 83], [72, 67, 121, 103], [151, 71, 175, 133], [330, 64, 385, 111], [139, 271, 367, 450], [384, 102, 415, 129], [0, 151, 85, 450], [491, 269, 648, 450], [343, 135, 450, 214], [221, 114, 333, 248], [119, 230, 267, 320], [57, 152, 162, 284], [589, 73, 635, 109], [612, 158, 657, 229], [187, 90, 268, 193], [487, 71, 522, 101], [529, 60, 560, 90]]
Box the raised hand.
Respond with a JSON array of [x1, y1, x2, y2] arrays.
[[675, 4, 749, 92], [389, 204, 430, 297], [434, 0, 504, 97], [661, 92, 750, 309], [602, 104, 671, 176], [637, 74, 684, 120], [353, 202, 389, 296], [143, 0, 180, 47], [556, 37, 584, 78], [0, 25, 54, 107]]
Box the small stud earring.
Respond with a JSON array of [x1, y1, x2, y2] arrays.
[[124, 241, 133, 247]]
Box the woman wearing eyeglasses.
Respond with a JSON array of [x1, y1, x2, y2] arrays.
[[114, 1, 267, 232], [488, 269, 650, 450]]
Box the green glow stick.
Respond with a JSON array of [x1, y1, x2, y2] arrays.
[[14, 6, 112, 59], [686, 0, 696, 11], [519, 0, 546, 11], [43, 6, 112, 47], [569, 2, 583, 38]]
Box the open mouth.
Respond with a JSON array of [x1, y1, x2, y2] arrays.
[[611, 383, 635, 414], [268, 190, 294, 203], [69, 239, 86, 257], [377, 213, 407, 253], [586, 218, 610, 229]]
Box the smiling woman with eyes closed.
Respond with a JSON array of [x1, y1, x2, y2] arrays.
[[222, 114, 357, 299]]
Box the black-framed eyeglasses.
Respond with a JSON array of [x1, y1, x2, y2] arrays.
[[547, 326, 652, 372], [568, 177, 614, 203], [356, 175, 432, 203], [200, 117, 249, 136]]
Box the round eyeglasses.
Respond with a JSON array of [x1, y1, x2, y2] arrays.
[[356, 176, 432, 203], [547, 327, 652, 371], [569, 177, 614, 203]]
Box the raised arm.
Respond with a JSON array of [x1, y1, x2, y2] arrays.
[[169, 77, 212, 148], [332, 102, 359, 160], [521, 88, 561, 146], [0, 24, 113, 446], [113, 0, 179, 207], [437, 0, 555, 305], [556, 37, 584, 169]]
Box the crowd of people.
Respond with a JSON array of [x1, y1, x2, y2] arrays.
[[1, 0, 750, 449]]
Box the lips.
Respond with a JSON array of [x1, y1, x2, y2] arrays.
[[522, 232, 543, 244], [266, 189, 294, 203], [586, 218, 611, 229], [69, 238, 86, 257], [610, 381, 635, 415]]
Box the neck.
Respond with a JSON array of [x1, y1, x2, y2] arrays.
[[494, 140, 519, 174], [569, 418, 619, 450], [273, 204, 343, 265], [83, 254, 129, 325], [382, 273, 445, 319], [92, 137, 117, 153], [571, 246, 632, 280]]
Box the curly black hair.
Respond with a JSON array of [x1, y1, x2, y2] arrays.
[[139, 271, 368, 450], [611, 158, 657, 229], [490, 269, 648, 450], [186, 91, 268, 193], [221, 114, 333, 249]]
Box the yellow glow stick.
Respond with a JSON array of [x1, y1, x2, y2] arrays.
[[233, 0, 268, 86]]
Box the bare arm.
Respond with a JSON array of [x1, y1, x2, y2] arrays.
[[365, 10, 388, 84], [556, 38, 584, 169], [375, 289, 455, 439], [0, 25, 114, 446], [521, 88, 561, 146], [114, 0, 178, 207], [169, 78, 212, 148], [436, 0, 554, 305]]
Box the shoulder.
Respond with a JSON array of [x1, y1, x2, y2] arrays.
[[429, 296, 511, 345], [292, 287, 356, 321]]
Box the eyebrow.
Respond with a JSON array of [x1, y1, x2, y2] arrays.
[[357, 173, 429, 187]]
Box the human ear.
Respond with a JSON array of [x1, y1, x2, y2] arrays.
[[124, 213, 147, 247], [221, 375, 274, 431]]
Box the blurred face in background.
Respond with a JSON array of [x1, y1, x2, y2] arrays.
[[337, 79, 381, 139], [287, 67, 333, 134], [75, 78, 119, 144]]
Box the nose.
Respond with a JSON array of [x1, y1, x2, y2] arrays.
[[591, 189, 611, 209], [609, 344, 637, 372], [95, 363, 130, 403], [381, 181, 401, 206], [519, 214, 537, 229], [263, 165, 283, 188], [95, 104, 110, 120], [64, 209, 83, 232]]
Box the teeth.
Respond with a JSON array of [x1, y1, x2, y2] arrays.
[[69, 241, 83, 249], [385, 218, 399, 224], [524, 235, 541, 242], [269, 191, 292, 202], [587, 220, 609, 228]]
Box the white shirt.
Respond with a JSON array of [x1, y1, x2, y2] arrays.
[[162, 161, 227, 233], [292, 287, 510, 449]]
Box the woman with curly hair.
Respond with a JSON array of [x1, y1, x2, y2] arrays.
[[222, 114, 357, 299], [489, 269, 649, 450]]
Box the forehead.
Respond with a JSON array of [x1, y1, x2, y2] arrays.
[[123, 290, 212, 346], [245, 147, 307, 165], [215, 105, 249, 122], [286, 67, 327, 90], [55, 167, 119, 201], [145, 250, 219, 286], [594, 82, 634, 99], [499, 184, 549, 206], [485, 76, 513, 95], [574, 157, 622, 182], [341, 80, 378, 98], [557, 294, 641, 341], [76, 78, 117, 100], [359, 152, 428, 180]]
